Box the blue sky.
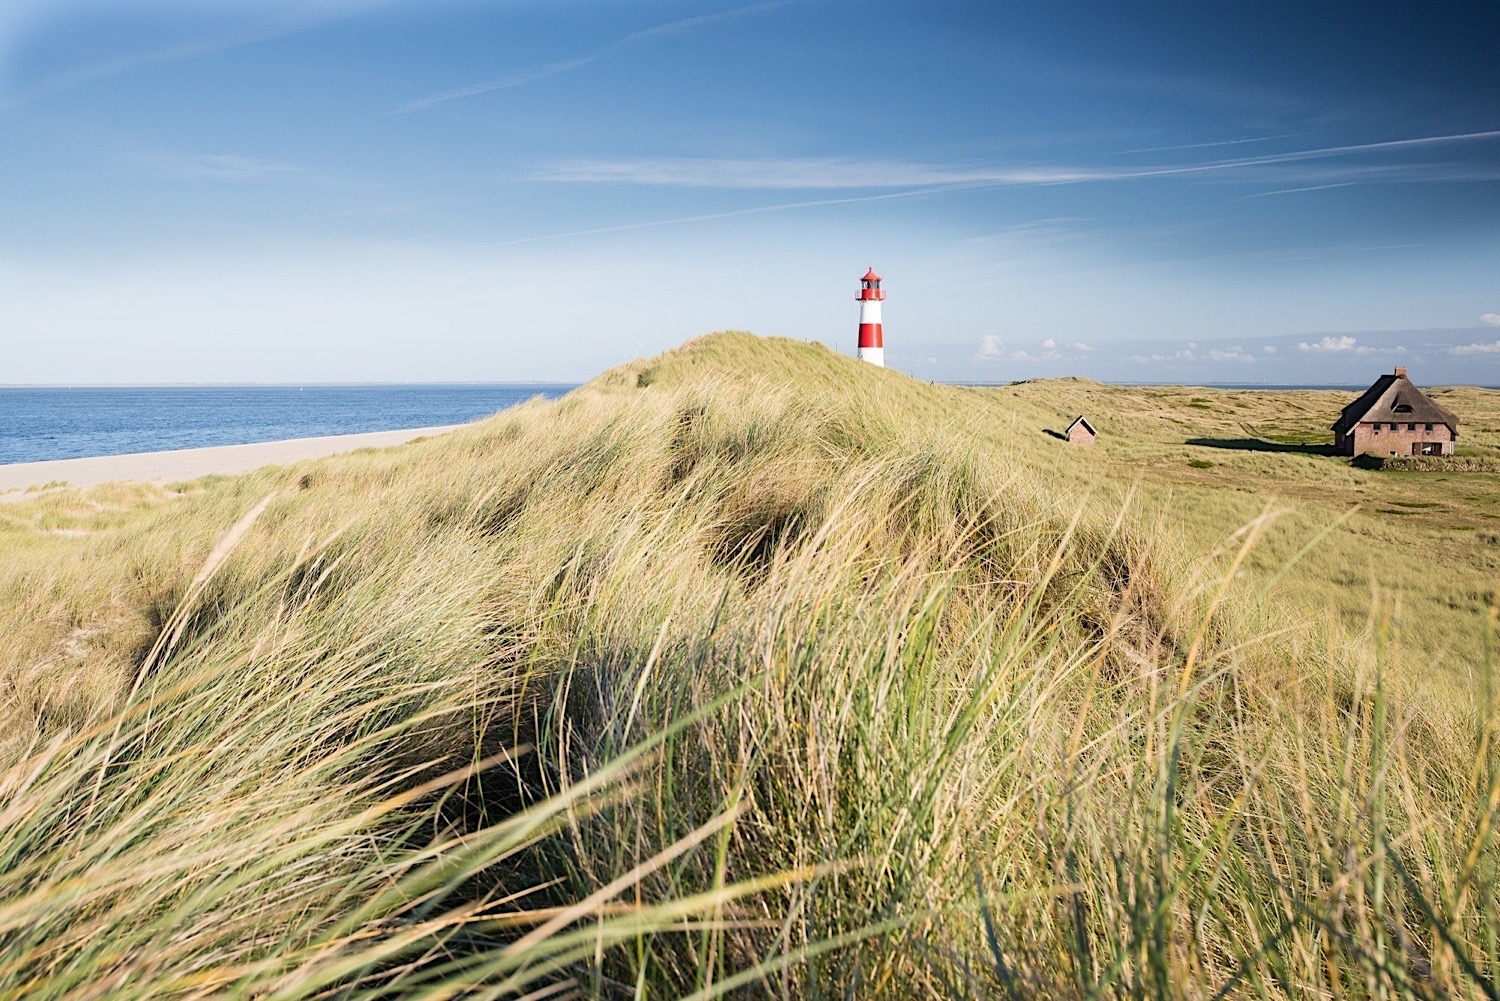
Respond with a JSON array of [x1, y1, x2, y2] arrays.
[[1, 0, 1497, 385]]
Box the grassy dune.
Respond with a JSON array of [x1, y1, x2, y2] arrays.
[[1, 332, 1497, 997]]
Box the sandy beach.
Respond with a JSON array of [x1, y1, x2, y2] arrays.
[[0, 425, 461, 495]]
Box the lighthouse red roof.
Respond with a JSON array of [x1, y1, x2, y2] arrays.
[[861, 267, 882, 282]]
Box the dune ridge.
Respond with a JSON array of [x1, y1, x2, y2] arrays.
[[0, 332, 1494, 998]]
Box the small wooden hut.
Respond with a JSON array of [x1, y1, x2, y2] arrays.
[[1064, 416, 1097, 448]]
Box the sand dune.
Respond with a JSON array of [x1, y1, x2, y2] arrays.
[[0, 425, 461, 495]]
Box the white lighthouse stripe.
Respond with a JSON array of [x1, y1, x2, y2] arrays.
[[858, 346, 884, 367], [858, 300, 882, 324]]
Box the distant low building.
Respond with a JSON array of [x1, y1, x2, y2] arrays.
[[1065, 415, 1097, 447], [1332, 367, 1457, 457]]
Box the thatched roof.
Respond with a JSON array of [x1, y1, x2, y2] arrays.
[[1065, 415, 1097, 436], [1332, 370, 1458, 436]]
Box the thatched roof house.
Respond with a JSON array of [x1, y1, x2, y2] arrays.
[[1332, 367, 1458, 456]]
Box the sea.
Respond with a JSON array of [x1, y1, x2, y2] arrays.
[[0, 384, 577, 465]]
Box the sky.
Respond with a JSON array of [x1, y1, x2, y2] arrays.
[[0, 0, 1497, 385]]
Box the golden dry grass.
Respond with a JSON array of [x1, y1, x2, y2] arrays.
[[0, 332, 1496, 997]]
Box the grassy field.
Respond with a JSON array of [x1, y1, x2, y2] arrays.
[[998, 376, 1500, 688], [1, 332, 1498, 998]]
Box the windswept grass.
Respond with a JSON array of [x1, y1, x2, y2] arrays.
[[1, 331, 1497, 997]]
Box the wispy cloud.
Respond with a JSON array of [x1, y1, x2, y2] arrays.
[[1299, 336, 1358, 352], [534, 157, 1110, 189], [395, 0, 785, 113], [2, 37, 250, 111], [538, 129, 1500, 192], [1298, 335, 1407, 355], [486, 185, 981, 247], [499, 129, 1500, 245], [617, 1, 786, 44], [135, 152, 302, 181], [973, 335, 1089, 364], [1481, 313, 1500, 327], [1117, 129, 1500, 181], [0, 2, 390, 112], [1116, 134, 1300, 155], [392, 57, 599, 113], [1216, 130, 1500, 168], [1452, 340, 1500, 355], [1246, 182, 1359, 197], [1133, 342, 1208, 363], [1129, 343, 1253, 364]]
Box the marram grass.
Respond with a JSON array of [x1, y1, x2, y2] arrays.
[[0, 332, 1496, 997]]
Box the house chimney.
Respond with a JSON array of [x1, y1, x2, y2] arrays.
[[1394, 366, 1407, 378]]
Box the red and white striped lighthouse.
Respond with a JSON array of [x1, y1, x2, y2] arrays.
[[856, 267, 885, 366]]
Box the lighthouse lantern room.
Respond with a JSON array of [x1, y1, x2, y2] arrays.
[[856, 267, 885, 367]]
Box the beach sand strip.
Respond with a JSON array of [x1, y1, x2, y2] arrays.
[[0, 425, 461, 495]]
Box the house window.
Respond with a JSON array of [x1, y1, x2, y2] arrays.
[[1389, 423, 1399, 431], [1408, 423, 1417, 431], [1425, 423, 1434, 431]]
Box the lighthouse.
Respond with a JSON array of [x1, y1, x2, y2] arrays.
[[856, 267, 885, 366]]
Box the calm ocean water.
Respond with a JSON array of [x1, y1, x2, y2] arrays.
[[0, 385, 576, 465]]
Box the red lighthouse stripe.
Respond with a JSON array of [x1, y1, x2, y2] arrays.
[[858, 323, 883, 348]]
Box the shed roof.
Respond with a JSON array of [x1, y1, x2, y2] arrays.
[[1332, 370, 1458, 436], [1065, 415, 1096, 436]]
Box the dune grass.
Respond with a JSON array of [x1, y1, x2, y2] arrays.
[[0, 331, 1497, 997]]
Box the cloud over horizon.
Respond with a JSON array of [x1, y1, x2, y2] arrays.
[[1296, 336, 1409, 356], [1298, 335, 1358, 352]]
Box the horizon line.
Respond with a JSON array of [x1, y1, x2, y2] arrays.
[[0, 380, 582, 389], [6, 379, 1497, 391]]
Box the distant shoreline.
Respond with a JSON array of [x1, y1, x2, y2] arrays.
[[0, 382, 578, 390], [957, 381, 1500, 391], [0, 426, 460, 495]]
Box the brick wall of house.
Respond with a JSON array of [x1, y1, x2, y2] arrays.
[[1068, 424, 1095, 447], [1348, 422, 1454, 456]]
